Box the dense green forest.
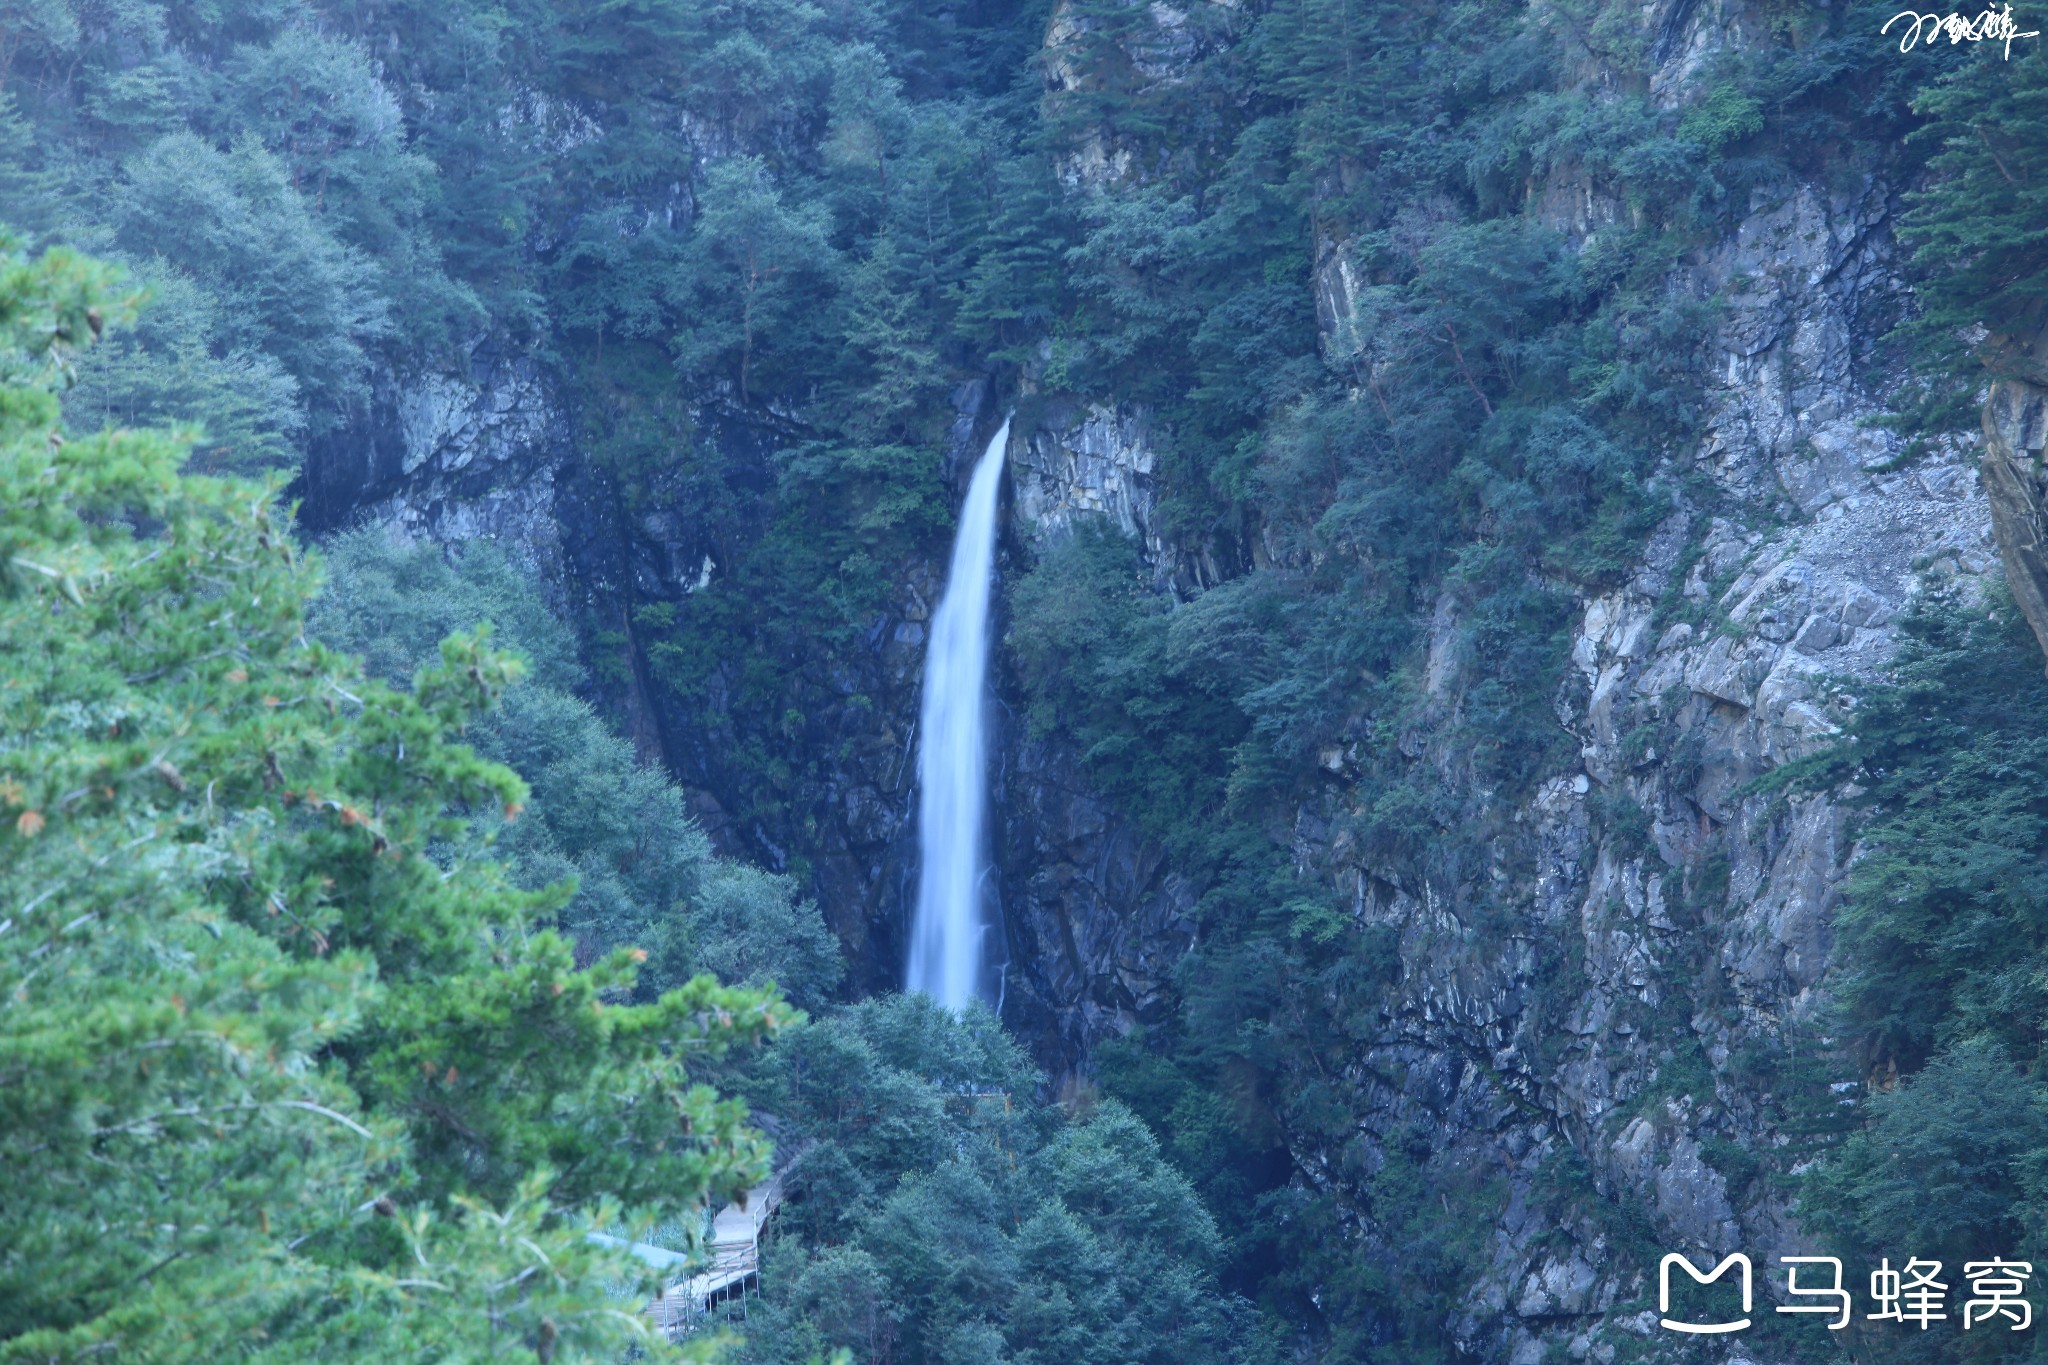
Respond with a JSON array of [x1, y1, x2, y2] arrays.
[[309, 526, 1258, 1363], [6, 0, 2048, 1359]]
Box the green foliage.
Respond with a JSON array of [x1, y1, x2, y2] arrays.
[[1797, 1039, 2048, 1364], [1786, 595, 2048, 1361], [115, 133, 391, 435], [1900, 37, 2048, 375], [1678, 84, 1766, 150], [1786, 594, 2048, 1073], [58, 259, 307, 477], [726, 996, 1266, 1365], [1806, 1040, 2048, 1268], [1009, 525, 1246, 842], [308, 528, 844, 1010], [671, 158, 841, 403], [0, 239, 783, 1358], [309, 531, 583, 692], [0, 0, 1993, 1355], [689, 861, 846, 1013]]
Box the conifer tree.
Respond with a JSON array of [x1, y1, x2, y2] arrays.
[[1903, 43, 2048, 372], [0, 237, 785, 1360]]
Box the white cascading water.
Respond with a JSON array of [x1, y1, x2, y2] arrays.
[[907, 416, 1011, 1011]]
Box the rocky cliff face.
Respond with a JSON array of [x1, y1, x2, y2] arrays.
[[1009, 12, 2002, 1363], [1980, 326, 2048, 674], [1316, 174, 1991, 1359], [1018, 192, 1992, 1363], [993, 400, 1204, 1068], [299, 341, 569, 568]]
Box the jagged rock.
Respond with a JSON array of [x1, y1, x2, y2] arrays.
[[1251, 167, 1987, 1362], [1980, 352, 2048, 671], [995, 730, 1198, 1066], [300, 338, 566, 578], [1010, 402, 1157, 544]]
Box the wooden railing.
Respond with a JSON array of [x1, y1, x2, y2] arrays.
[[646, 1169, 789, 1338]]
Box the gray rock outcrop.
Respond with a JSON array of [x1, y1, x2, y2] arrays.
[[1980, 328, 2048, 671]]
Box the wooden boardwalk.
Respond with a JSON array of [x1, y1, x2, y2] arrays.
[[644, 1171, 789, 1339]]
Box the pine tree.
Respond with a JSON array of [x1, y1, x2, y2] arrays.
[[0, 237, 785, 1359], [950, 157, 1072, 361], [1902, 42, 2048, 373], [839, 233, 945, 443], [668, 156, 841, 405]]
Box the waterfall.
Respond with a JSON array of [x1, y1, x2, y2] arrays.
[[907, 416, 1010, 1011]]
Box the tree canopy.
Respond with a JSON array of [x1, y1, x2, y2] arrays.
[[0, 237, 785, 1360]]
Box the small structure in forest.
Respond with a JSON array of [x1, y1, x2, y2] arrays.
[[641, 1171, 789, 1339]]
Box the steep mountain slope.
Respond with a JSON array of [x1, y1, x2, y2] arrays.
[[8, 0, 2039, 1358], [275, 6, 1975, 1360]]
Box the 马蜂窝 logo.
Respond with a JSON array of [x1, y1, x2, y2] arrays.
[[1658, 1253, 2033, 1336], [1660, 1253, 1751, 1334]]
